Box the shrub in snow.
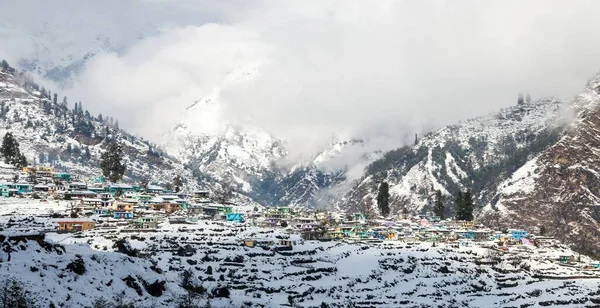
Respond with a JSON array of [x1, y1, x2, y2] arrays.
[[211, 286, 230, 298], [180, 269, 205, 295], [122, 275, 143, 296], [143, 279, 166, 297], [65, 257, 86, 275], [113, 239, 139, 257], [0, 279, 37, 308]]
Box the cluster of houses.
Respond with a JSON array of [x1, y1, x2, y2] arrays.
[[1, 165, 248, 231], [5, 165, 589, 266]]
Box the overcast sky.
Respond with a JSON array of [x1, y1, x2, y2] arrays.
[[2, 0, 600, 162]]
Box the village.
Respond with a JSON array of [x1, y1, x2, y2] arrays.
[[0, 164, 596, 272]]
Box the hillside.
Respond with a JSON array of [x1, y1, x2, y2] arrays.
[[337, 97, 566, 216], [479, 75, 600, 256], [3, 206, 600, 308], [0, 64, 196, 190]]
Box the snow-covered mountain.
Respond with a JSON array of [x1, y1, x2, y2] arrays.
[[0, 20, 159, 86], [162, 65, 380, 209], [0, 64, 195, 190], [338, 97, 567, 215], [479, 74, 600, 255]]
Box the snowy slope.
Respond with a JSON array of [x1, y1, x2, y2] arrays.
[[162, 67, 374, 209], [479, 74, 600, 255], [338, 98, 566, 215], [1, 19, 159, 86], [0, 67, 196, 189], [2, 207, 600, 307]]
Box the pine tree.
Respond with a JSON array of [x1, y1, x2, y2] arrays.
[[140, 175, 150, 190], [53, 93, 58, 105], [173, 175, 183, 193], [0, 59, 8, 71], [1, 132, 16, 164], [517, 93, 524, 105], [377, 182, 390, 217], [462, 190, 474, 221], [100, 143, 126, 182], [0, 132, 27, 167], [454, 191, 464, 220], [525, 93, 531, 104], [433, 190, 444, 219]]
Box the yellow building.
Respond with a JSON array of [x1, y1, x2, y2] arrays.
[[57, 219, 96, 232], [23, 166, 55, 177], [113, 202, 134, 212]]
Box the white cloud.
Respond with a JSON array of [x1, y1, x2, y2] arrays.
[[5, 0, 600, 167]]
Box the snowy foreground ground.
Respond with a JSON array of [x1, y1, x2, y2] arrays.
[[1, 200, 600, 307]]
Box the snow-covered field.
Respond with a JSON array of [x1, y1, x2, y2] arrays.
[[2, 199, 600, 307]]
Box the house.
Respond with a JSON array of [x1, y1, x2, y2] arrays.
[[0, 184, 9, 197], [455, 230, 474, 240], [81, 198, 107, 208], [108, 184, 134, 196], [201, 204, 230, 217], [509, 229, 529, 240], [265, 207, 291, 220], [66, 190, 97, 199], [24, 166, 55, 178], [532, 236, 557, 247], [10, 183, 32, 194], [174, 198, 188, 209], [457, 220, 475, 229], [193, 190, 210, 199], [135, 194, 154, 204], [57, 219, 96, 232], [187, 204, 204, 216], [243, 239, 257, 248], [98, 192, 113, 200], [55, 172, 72, 181], [132, 216, 158, 229], [92, 176, 106, 183], [327, 227, 345, 239], [113, 212, 134, 219], [94, 209, 111, 216], [33, 184, 50, 192], [472, 230, 492, 242], [559, 255, 575, 264], [146, 185, 164, 194], [427, 215, 441, 222], [113, 202, 134, 212], [68, 182, 88, 191], [150, 202, 180, 214], [88, 186, 107, 193], [226, 213, 244, 223], [351, 213, 366, 222], [273, 239, 294, 251]]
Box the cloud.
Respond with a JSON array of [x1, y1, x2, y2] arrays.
[[6, 0, 600, 170]]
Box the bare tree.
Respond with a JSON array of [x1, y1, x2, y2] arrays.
[[140, 175, 150, 191], [68, 201, 78, 218], [214, 180, 234, 204]]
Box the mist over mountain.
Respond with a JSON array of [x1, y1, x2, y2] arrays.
[[4, 1, 600, 213]]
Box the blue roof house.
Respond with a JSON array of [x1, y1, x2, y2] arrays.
[[509, 229, 528, 240]]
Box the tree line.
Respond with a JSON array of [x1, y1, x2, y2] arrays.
[[376, 181, 474, 220]]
